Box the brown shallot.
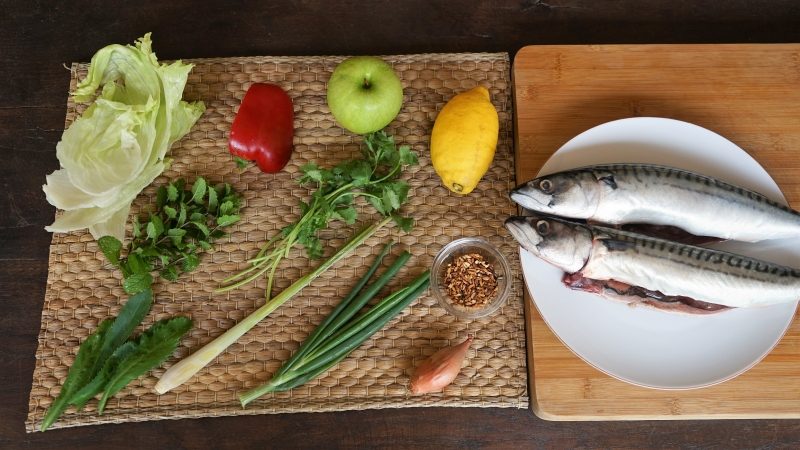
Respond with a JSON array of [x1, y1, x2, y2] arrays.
[[409, 335, 473, 394]]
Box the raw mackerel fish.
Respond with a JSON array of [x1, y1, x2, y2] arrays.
[[510, 164, 800, 242], [504, 213, 800, 313]]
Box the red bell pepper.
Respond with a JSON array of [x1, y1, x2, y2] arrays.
[[229, 83, 294, 173]]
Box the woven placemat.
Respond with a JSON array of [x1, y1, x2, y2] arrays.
[[26, 52, 527, 431]]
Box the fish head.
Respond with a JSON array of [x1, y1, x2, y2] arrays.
[[504, 214, 592, 273], [510, 170, 601, 218]]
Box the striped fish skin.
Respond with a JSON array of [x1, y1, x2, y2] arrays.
[[510, 164, 800, 242], [505, 213, 800, 309]]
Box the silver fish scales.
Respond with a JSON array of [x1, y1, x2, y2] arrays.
[[510, 164, 800, 242], [505, 213, 800, 310]]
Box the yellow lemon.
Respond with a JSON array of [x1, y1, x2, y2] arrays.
[[430, 86, 499, 195]]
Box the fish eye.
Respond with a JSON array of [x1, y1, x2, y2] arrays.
[[539, 179, 553, 193], [536, 220, 550, 235]]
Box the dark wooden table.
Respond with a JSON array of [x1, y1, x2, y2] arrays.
[[4, 1, 800, 448]]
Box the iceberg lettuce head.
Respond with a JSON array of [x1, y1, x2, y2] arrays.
[[43, 33, 205, 241]]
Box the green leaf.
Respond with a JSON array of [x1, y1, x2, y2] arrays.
[[156, 186, 168, 209], [382, 187, 400, 212], [333, 206, 357, 224], [167, 228, 187, 239], [398, 145, 418, 165], [126, 253, 149, 275], [219, 200, 234, 216], [72, 341, 136, 411], [146, 215, 164, 240], [132, 216, 141, 238], [207, 185, 218, 213], [163, 205, 177, 220], [177, 203, 187, 227], [167, 183, 179, 202], [191, 178, 207, 204], [191, 221, 210, 236], [366, 194, 386, 215], [300, 163, 323, 183], [139, 246, 160, 258], [389, 181, 410, 205], [68, 367, 109, 411], [97, 317, 193, 414], [217, 214, 240, 228], [71, 289, 153, 409], [174, 178, 186, 194], [40, 320, 113, 431], [189, 212, 205, 222], [98, 236, 122, 266], [161, 265, 179, 282], [345, 160, 372, 186], [123, 273, 154, 294], [331, 193, 353, 207], [234, 156, 250, 169], [391, 214, 414, 232], [198, 240, 212, 250], [182, 254, 200, 272], [303, 235, 323, 260]]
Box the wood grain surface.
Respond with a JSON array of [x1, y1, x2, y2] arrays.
[[514, 44, 800, 420], [4, 1, 800, 448]]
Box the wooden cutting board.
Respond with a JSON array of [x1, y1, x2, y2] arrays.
[[513, 44, 800, 420]]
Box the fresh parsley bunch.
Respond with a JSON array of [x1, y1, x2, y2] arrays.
[[99, 177, 243, 294], [294, 131, 417, 258], [219, 131, 418, 298]]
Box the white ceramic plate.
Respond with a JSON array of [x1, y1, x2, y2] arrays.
[[519, 117, 799, 389]]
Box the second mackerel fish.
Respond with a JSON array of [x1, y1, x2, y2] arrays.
[[510, 164, 800, 242], [505, 213, 800, 311]]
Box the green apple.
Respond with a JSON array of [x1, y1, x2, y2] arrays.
[[327, 56, 403, 134]]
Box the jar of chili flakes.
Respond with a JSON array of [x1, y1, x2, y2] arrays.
[[431, 237, 512, 319]]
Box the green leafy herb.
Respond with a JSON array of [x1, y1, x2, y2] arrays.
[[97, 316, 193, 413], [40, 288, 192, 431], [40, 320, 113, 431], [218, 131, 417, 298], [100, 177, 243, 293]]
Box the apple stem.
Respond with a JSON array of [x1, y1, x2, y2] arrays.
[[362, 76, 371, 89]]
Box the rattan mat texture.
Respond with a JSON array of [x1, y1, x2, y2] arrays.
[[26, 52, 527, 431]]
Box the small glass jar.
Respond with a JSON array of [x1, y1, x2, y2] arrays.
[[430, 237, 512, 319]]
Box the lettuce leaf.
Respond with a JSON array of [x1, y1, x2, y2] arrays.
[[43, 33, 205, 241]]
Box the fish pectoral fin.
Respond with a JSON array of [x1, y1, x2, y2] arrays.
[[593, 170, 618, 189], [598, 237, 636, 252]]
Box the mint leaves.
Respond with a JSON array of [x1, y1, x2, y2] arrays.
[[42, 175, 240, 430], [99, 177, 243, 294], [40, 289, 192, 431]]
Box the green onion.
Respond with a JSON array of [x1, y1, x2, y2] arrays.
[[239, 269, 430, 406], [274, 241, 398, 378], [153, 217, 392, 394]]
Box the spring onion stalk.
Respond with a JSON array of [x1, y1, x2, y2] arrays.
[[239, 270, 430, 406], [154, 217, 391, 394], [274, 241, 398, 378]]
